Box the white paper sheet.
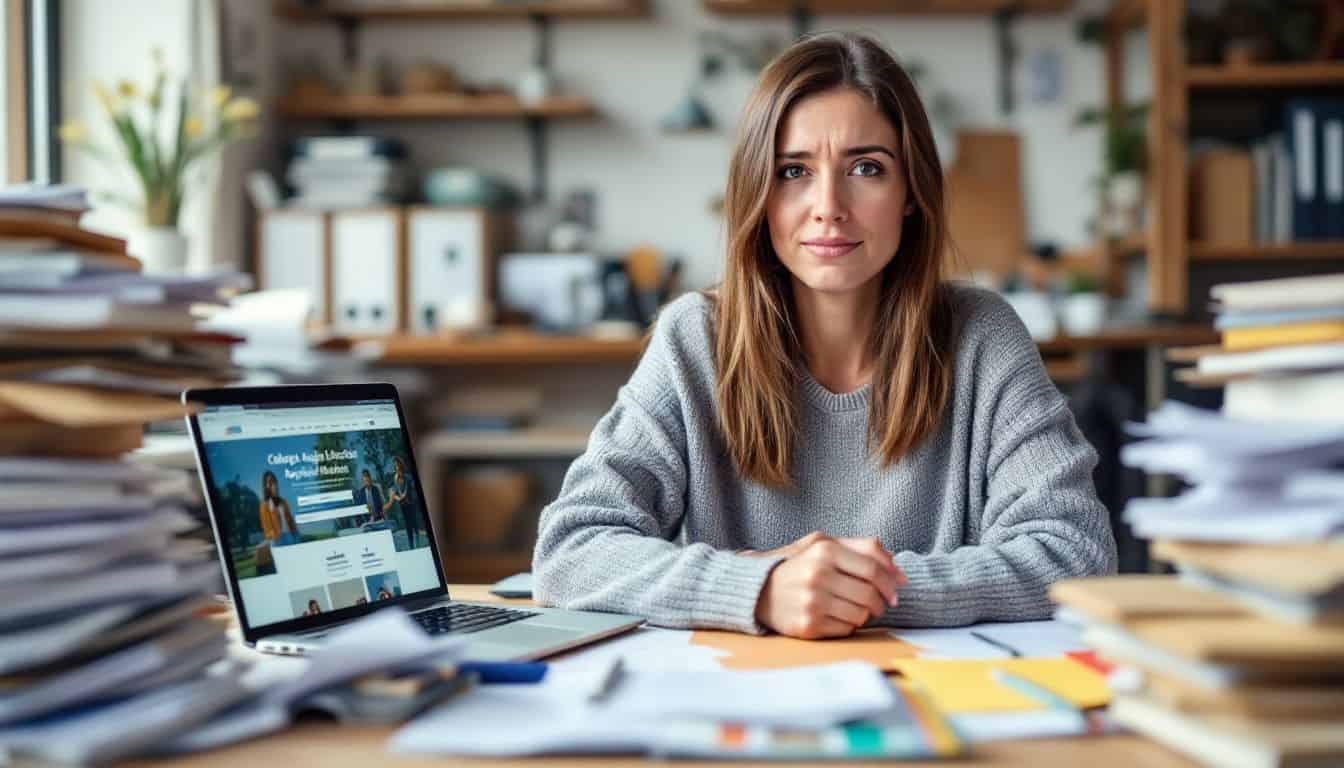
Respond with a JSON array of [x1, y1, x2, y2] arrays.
[[966, 620, 1087, 657], [889, 627, 1014, 659]]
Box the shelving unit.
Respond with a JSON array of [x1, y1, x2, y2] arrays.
[[270, 0, 649, 202], [1104, 1, 1344, 315], [702, 0, 1072, 115]]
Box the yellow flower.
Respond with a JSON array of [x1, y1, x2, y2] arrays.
[[92, 81, 120, 114], [184, 115, 204, 138], [117, 79, 139, 101], [222, 97, 259, 122], [210, 85, 232, 109], [57, 121, 87, 143]]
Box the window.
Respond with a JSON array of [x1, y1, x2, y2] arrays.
[[4, 0, 59, 183], [3, 0, 22, 182]]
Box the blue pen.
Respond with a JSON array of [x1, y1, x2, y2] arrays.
[[457, 661, 549, 684]]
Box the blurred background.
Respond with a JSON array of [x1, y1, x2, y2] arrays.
[[5, 0, 1343, 581]]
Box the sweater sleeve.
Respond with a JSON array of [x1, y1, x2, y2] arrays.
[[879, 299, 1119, 627], [531, 301, 783, 633]]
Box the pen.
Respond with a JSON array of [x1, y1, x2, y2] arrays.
[[456, 661, 549, 684], [969, 631, 1021, 658]]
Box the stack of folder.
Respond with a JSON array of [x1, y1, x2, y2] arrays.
[[0, 184, 257, 763], [1172, 272, 1344, 423], [0, 184, 251, 457], [1052, 271, 1344, 767]]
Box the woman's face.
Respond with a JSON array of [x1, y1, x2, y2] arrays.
[[765, 88, 911, 300], [264, 474, 276, 497]]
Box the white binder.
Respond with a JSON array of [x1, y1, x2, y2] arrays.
[[406, 207, 504, 333], [258, 210, 327, 324], [330, 208, 404, 335]]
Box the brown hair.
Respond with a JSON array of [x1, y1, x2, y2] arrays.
[[714, 32, 954, 488]]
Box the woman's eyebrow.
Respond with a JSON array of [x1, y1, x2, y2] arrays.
[[775, 145, 897, 161]]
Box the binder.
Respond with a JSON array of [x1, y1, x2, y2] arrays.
[[406, 208, 507, 333], [1285, 98, 1322, 240], [1321, 98, 1344, 239], [330, 208, 404, 335], [258, 210, 328, 325]]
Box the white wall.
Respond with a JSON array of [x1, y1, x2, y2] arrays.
[[61, 0, 194, 245]]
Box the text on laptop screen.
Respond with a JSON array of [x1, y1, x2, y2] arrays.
[[196, 399, 440, 629]]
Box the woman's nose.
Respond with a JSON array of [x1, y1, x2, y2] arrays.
[[810, 172, 848, 223]]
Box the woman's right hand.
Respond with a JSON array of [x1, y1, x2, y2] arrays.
[[753, 534, 905, 639]]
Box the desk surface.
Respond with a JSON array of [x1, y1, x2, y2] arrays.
[[137, 585, 1197, 768]]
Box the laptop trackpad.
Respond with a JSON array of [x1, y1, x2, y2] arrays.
[[488, 624, 581, 647]]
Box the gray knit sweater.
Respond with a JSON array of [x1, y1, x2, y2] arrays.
[[532, 284, 1117, 633]]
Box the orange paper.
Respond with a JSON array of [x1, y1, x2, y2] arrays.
[[691, 628, 919, 670]]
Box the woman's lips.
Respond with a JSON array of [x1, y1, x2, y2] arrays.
[[803, 241, 860, 259]]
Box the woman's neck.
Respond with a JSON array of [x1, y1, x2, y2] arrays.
[[792, 278, 879, 394]]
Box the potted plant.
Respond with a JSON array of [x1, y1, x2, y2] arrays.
[[58, 49, 258, 274], [1073, 102, 1149, 240], [1059, 270, 1107, 337]]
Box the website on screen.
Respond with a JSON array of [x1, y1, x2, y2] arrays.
[[197, 400, 439, 628]]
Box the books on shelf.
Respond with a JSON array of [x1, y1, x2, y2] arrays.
[[284, 135, 410, 208]]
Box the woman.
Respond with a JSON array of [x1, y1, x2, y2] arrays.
[[258, 470, 299, 547], [383, 456, 422, 549], [533, 33, 1115, 639]]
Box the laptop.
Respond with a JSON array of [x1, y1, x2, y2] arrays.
[[183, 382, 641, 660]]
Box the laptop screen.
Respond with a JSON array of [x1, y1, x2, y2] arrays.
[[195, 397, 443, 630]]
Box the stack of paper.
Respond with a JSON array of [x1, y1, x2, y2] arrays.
[[1119, 400, 1344, 542], [0, 185, 254, 457], [1060, 301, 1344, 768], [1052, 576, 1344, 768], [284, 136, 409, 208], [1174, 272, 1344, 423], [390, 660, 962, 760], [0, 458, 251, 764]]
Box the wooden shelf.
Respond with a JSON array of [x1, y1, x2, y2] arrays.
[[704, 0, 1070, 14], [275, 0, 648, 21], [1186, 62, 1344, 89], [1190, 241, 1344, 262], [338, 330, 644, 365], [420, 427, 593, 458], [1037, 323, 1218, 353], [278, 93, 598, 120]]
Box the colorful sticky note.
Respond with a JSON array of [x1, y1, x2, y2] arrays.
[[889, 656, 1110, 714]]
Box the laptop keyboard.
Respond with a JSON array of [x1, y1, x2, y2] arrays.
[[411, 603, 538, 636]]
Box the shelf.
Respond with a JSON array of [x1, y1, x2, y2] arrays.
[[420, 428, 592, 459], [1036, 323, 1218, 353], [704, 0, 1070, 14], [338, 330, 644, 365], [1186, 63, 1344, 89], [275, 0, 648, 21], [278, 93, 598, 120], [1190, 241, 1344, 262]]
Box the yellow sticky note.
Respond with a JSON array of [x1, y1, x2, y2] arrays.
[[889, 657, 1110, 714]]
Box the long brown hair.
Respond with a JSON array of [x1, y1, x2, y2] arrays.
[[714, 32, 954, 488]]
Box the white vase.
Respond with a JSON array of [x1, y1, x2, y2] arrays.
[[1060, 292, 1108, 336], [127, 226, 189, 275]]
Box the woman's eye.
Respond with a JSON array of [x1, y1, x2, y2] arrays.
[[853, 160, 883, 177], [777, 165, 805, 180]]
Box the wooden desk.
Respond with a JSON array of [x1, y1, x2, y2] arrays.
[[139, 586, 1197, 768]]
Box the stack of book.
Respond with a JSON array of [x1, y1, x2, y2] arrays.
[[1049, 272, 1344, 768], [0, 184, 256, 763], [1172, 272, 1344, 424], [285, 135, 409, 208]]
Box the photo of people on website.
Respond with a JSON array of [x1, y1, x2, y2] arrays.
[[197, 400, 443, 630]]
